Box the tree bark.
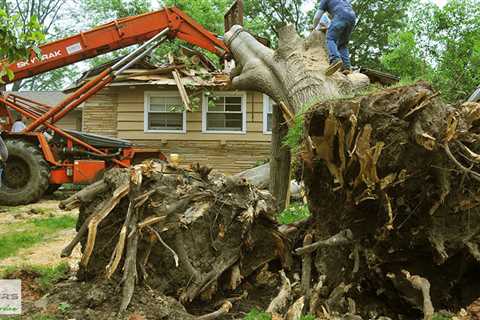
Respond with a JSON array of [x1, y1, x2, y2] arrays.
[[270, 106, 291, 212], [225, 25, 369, 113]]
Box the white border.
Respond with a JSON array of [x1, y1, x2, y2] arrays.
[[202, 91, 247, 134], [144, 91, 187, 133], [263, 94, 273, 135]]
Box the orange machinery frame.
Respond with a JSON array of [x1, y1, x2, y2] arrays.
[[0, 7, 230, 184]]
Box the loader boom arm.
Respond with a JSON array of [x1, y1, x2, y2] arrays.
[[4, 7, 228, 83]]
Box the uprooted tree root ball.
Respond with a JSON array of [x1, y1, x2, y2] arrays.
[[59, 161, 291, 318], [298, 82, 480, 319]]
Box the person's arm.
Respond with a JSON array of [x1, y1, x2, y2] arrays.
[[312, 9, 325, 30], [311, 0, 328, 30]]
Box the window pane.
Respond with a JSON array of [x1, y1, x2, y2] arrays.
[[150, 104, 166, 112], [225, 104, 241, 112], [207, 113, 242, 131], [148, 113, 183, 131], [267, 113, 273, 132], [225, 97, 242, 104], [150, 96, 182, 112], [268, 98, 276, 114]]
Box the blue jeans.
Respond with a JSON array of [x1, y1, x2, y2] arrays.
[[326, 17, 355, 68]]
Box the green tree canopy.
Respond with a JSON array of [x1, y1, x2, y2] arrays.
[[381, 0, 480, 102], [0, 8, 44, 83]]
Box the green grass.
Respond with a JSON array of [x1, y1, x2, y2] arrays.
[[277, 203, 311, 224], [0, 262, 70, 292], [244, 309, 271, 320], [432, 314, 452, 320], [244, 309, 315, 320], [0, 215, 76, 259]]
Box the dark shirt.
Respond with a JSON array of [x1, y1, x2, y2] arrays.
[[319, 0, 356, 21]]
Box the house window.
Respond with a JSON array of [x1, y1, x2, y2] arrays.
[[263, 95, 277, 134], [144, 92, 186, 132], [203, 92, 246, 133]]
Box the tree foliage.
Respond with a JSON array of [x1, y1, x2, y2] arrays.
[[381, 0, 480, 102], [0, 7, 44, 83], [0, 0, 71, 90], [349, 0, 414, 68]]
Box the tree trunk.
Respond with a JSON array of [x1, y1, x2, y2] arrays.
[[270, 106, 291, 212], [225, 24, 480, 318]]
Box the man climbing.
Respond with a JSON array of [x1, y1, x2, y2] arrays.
[[312, 0, 357, 76]]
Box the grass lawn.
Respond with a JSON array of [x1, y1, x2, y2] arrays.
[[0, 215, 76, 260]]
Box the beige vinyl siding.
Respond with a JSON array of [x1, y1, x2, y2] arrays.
[[82, 89, 117, 137], [56, 110, 82, 130], [82, 86, 271, 173], [114, 87, 268, 142]]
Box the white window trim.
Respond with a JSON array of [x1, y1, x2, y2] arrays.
[[263, 94, 274, 135], [144, 91, 187, 133], [202, 91, 247, 134]]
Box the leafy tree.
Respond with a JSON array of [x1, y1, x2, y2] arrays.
[[381, 0, 480, 102], [380, 31, 431, 81], [243, 0, 306, 44], [0, 0, 72, 90], [79, 0, 151, 26], [349, 0, 414, 68], [0, 7, 44, 84]]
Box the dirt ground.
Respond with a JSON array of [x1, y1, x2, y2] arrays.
[[0, 196, 81, 270]]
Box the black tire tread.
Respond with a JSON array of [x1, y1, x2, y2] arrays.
[[0, 140, 50, 206]]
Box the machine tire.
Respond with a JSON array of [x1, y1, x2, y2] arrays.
[[0, 140, 50, 206]]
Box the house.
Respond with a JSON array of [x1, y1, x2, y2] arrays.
[[9, 91, 82, 131], [72, 53, 275, 174]]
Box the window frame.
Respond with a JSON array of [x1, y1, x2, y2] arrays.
[[202, 91, 247, 134], [144, 91, 187, 133], [263, 94, 275, 135]]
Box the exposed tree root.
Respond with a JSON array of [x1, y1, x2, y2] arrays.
[[65, 161, 284, 313]]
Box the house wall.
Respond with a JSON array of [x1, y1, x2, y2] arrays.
[[82, 89, 117, 137], [56, 110, 82, 131], [82, 85, 272, 174]]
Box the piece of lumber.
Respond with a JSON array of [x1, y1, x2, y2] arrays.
[[115, 65, 186, 80], [168, 53, 192, 112]]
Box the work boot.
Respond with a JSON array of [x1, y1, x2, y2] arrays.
[[326, 60, 343, 76], [342, 67, 352, 75]]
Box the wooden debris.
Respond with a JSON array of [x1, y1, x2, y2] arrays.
[[403, 270, 434, 320], [267, 270, 292, 316], [59, 180, 107, 210], [66, 161, 281, 313], [196, 301, 232, 320], [295, 230, 353, 256], [169, 53, 192, 112]]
